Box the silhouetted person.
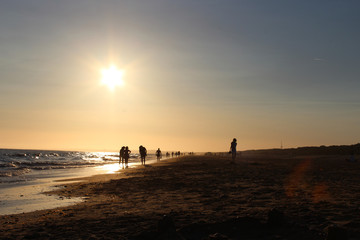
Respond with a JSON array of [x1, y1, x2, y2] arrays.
[[172, 152, 174, 157], [166, 152, 170, 158], [156, 148, 162, 161], [119, 146, 125, 166], [139, 145, 147, 165], [124, 146, 131, 168], [230, 138, 237, 162]]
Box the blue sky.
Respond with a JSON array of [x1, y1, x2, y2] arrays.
[[0, 0, 359, 151]]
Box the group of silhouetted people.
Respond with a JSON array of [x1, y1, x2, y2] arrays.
[[119, 146, 165, 167], [172, 151, 181, 157], [119, 146, 131, 168], [119, 138, 238, 168]]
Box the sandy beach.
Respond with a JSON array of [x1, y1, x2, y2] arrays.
[[2, 1, 360, 239], [1, 154, 359, 240]]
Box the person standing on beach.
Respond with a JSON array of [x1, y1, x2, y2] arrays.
[[124, 146, 131, 168], [156, 148, 162, 161], [230, 138, 237, 162], [139, 145, 147, 165], [119, 146, 125, 166]]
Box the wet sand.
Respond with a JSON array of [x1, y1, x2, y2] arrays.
[[0, 160, 160, 215], [1, 155, 359, 239]]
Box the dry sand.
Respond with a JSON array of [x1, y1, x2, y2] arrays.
[[1, 154, 359, 239]]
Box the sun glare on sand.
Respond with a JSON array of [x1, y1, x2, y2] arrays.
[[101, 65, 125, 90]]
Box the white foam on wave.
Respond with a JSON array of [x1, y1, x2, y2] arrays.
[[0, 150, 124, 180]]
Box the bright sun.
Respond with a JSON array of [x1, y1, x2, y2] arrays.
[[100, 65, 124, 90]]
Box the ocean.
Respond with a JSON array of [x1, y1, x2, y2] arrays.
[[0, 148, 162, 215], [0, 149, 146, 183]]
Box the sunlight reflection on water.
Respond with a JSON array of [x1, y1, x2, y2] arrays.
[[95, 163, 122, 173], [94, 162, 139, 173]]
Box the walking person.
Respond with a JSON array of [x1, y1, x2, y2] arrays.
[[119, 146, 125, 166], [156, 148, 162, 162], [124, 146, 131, 168], [139, 145, 147, 165], [230, 138, 237, 162]]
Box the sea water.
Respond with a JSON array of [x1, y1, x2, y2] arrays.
[[0, 149, 142, 182], [0, 149, 161, 215]]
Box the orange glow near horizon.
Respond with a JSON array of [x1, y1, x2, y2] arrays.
[[100, 65, 125, 90]]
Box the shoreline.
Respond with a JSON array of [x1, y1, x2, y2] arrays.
[[0, 158, 162, 216], [1, 155, 360, 239]]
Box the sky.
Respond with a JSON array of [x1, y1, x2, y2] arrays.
[[0, 0, 360, 152]]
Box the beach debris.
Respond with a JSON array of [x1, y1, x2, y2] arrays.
[[326, 225, 348, 240]]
